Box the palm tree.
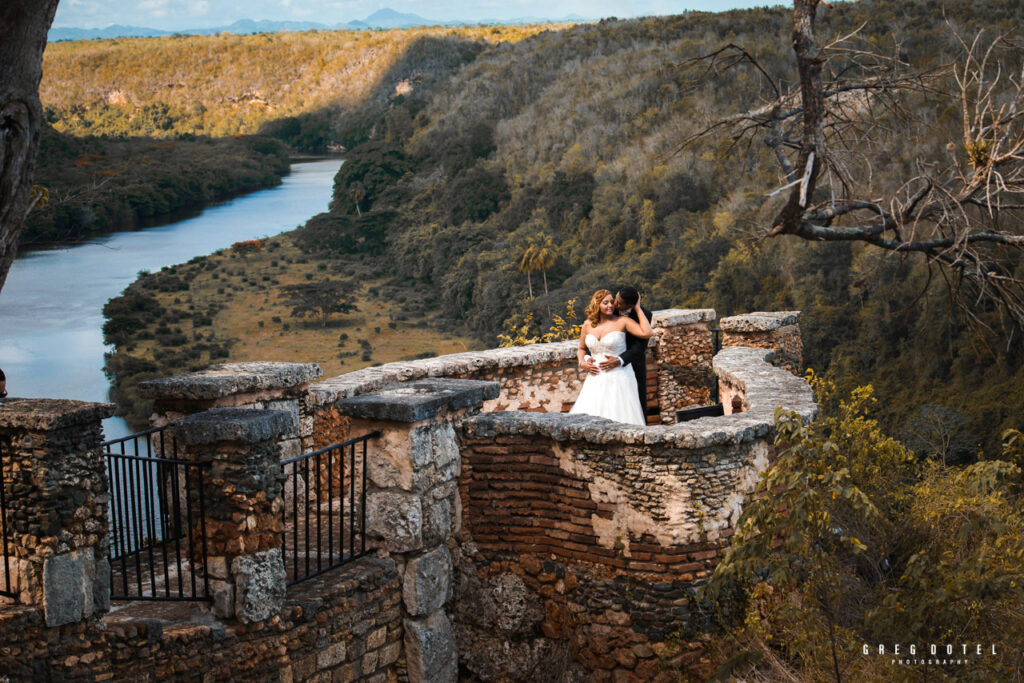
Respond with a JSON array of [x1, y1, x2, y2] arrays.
[[532, 235, 556, 296], [518, 242, 537, 299]]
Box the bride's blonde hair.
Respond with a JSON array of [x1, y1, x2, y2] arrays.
[[585, 289, 612, 326]]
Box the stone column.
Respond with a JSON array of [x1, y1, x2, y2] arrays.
[[0, 398, 114, 626], [140, 361, 322, 460], [335, 378, 498, 683], [171, 407, 291, 623], [720, 311, 803, 376], [650, 309, 717, 424]]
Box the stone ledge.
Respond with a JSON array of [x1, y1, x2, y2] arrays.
[[337, 379, 500, 423], [172, 408, 293, 445], [719, 311, 800, 332], [309, 308, 708, 406], [139, 362, 322, 400], [462, 348, 816, 449], [712, 347, 816, 423], [652, 308, 716, 327], [0, 398, 114, 431]]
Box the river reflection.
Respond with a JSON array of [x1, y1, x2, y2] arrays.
[[0, 158, 342, 441]]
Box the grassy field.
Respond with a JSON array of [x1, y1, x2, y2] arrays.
[[106, 234, 478, 425]]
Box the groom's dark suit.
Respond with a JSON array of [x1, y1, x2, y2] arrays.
[[617, 305, 652, 418]]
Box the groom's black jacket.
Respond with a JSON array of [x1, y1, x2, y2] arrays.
[[617, 305, 652, 417]]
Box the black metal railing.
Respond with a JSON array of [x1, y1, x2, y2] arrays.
[[0, 441, 14, 598], [103, 427, 211, 601], [281, 431, 379, 586]]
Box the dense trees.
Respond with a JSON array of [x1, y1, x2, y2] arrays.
[[682, 0, 1024, 329], [303, 0, 1023, 458], [25, 129, 289, 244]]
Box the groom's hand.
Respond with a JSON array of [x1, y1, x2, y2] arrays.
[[598, 355, 622, 371]]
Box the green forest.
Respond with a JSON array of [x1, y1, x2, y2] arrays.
[[40, 0, 1024, 677], [25, 129, 288, 244]]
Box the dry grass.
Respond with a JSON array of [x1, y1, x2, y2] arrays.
[[130, 234, 476, 379]]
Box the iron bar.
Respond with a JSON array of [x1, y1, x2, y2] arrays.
[[282, 431, 379, 586], [104, 426, 210, 603]]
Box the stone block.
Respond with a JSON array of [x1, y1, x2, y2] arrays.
[[266, 399, 302, 435], [422, 495, 452, 547], [231, 547, 286, 623], [367, 490, 423, 553], [403, 546, 453, 616], [335, 379, 498, 423], [318, 641, 346, 670], [43, 549, 97, 627], [431, 423, 460, 482], [367, 626, 387, 650], [210, 579, 235, 619], [404, 610, 457, 683], [173, 408, 293, 446], [139, 362, 322, 400], [93, 556, 110, 612]]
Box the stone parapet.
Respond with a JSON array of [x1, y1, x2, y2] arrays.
[[333, 378, 496, 683], [309, 342, 578, 406], [0, 555, 403, 681], [453, 347, 816, 680], [171, 408, 291, 622], [139, 361, 322, 401], [720, 311, 803, 375], [0, 398, 114, 626], [142, 361, 321, 462], [713, 346, 816, 420]]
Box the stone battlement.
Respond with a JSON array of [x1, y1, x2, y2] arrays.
[[1, 307, 813, 682]]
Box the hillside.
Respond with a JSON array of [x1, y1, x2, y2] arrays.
[[87, 3, 1024, 676], [313, 0, 1023, 456], [39, 24, 553, 143], [94, 0, 1024, 458]]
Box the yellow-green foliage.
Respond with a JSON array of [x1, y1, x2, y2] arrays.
[[703, 376, 1024, 681], [40, 25, 554, 140], [497, 298, 582, 347]]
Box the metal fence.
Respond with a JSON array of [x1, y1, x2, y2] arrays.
[[103, 427, 211, 601], [0, 442, 13, 598], [281, 432, 379, 585]]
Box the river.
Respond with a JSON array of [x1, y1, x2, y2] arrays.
[[0, 157, 343, 441]]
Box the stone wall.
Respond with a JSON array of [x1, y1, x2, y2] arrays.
[[140, 361, 322, 460], [0, 555, 402, 681], [720, 311, 803, 376], [1, 307, 810, 681], [0, 398, 114, 626], [452, 347, 817, 681], [0, 398, 404, 682], [308, 308, 717, 430]]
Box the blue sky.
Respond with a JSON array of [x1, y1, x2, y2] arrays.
[[52, 0, 776, 29]]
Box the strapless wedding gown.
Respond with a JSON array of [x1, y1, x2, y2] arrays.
[[569, 330, 646, 426]]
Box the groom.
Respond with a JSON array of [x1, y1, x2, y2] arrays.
[[593, 286, 652, 417]]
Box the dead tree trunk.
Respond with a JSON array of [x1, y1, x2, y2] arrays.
[[0, 0, 60, 293]]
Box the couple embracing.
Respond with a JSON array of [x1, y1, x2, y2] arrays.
[[570, 286, 653, 427]]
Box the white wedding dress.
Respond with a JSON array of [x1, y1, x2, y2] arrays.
[[569, 330, 646, 426]]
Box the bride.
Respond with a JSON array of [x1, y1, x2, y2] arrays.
[[570, 289, 652, 426]]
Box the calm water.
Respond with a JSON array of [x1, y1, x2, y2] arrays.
[[0, 158, 342, 441]]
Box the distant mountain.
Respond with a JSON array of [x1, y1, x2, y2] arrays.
[[48, 7, 588, 42], [362, 8, 435, 28]]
